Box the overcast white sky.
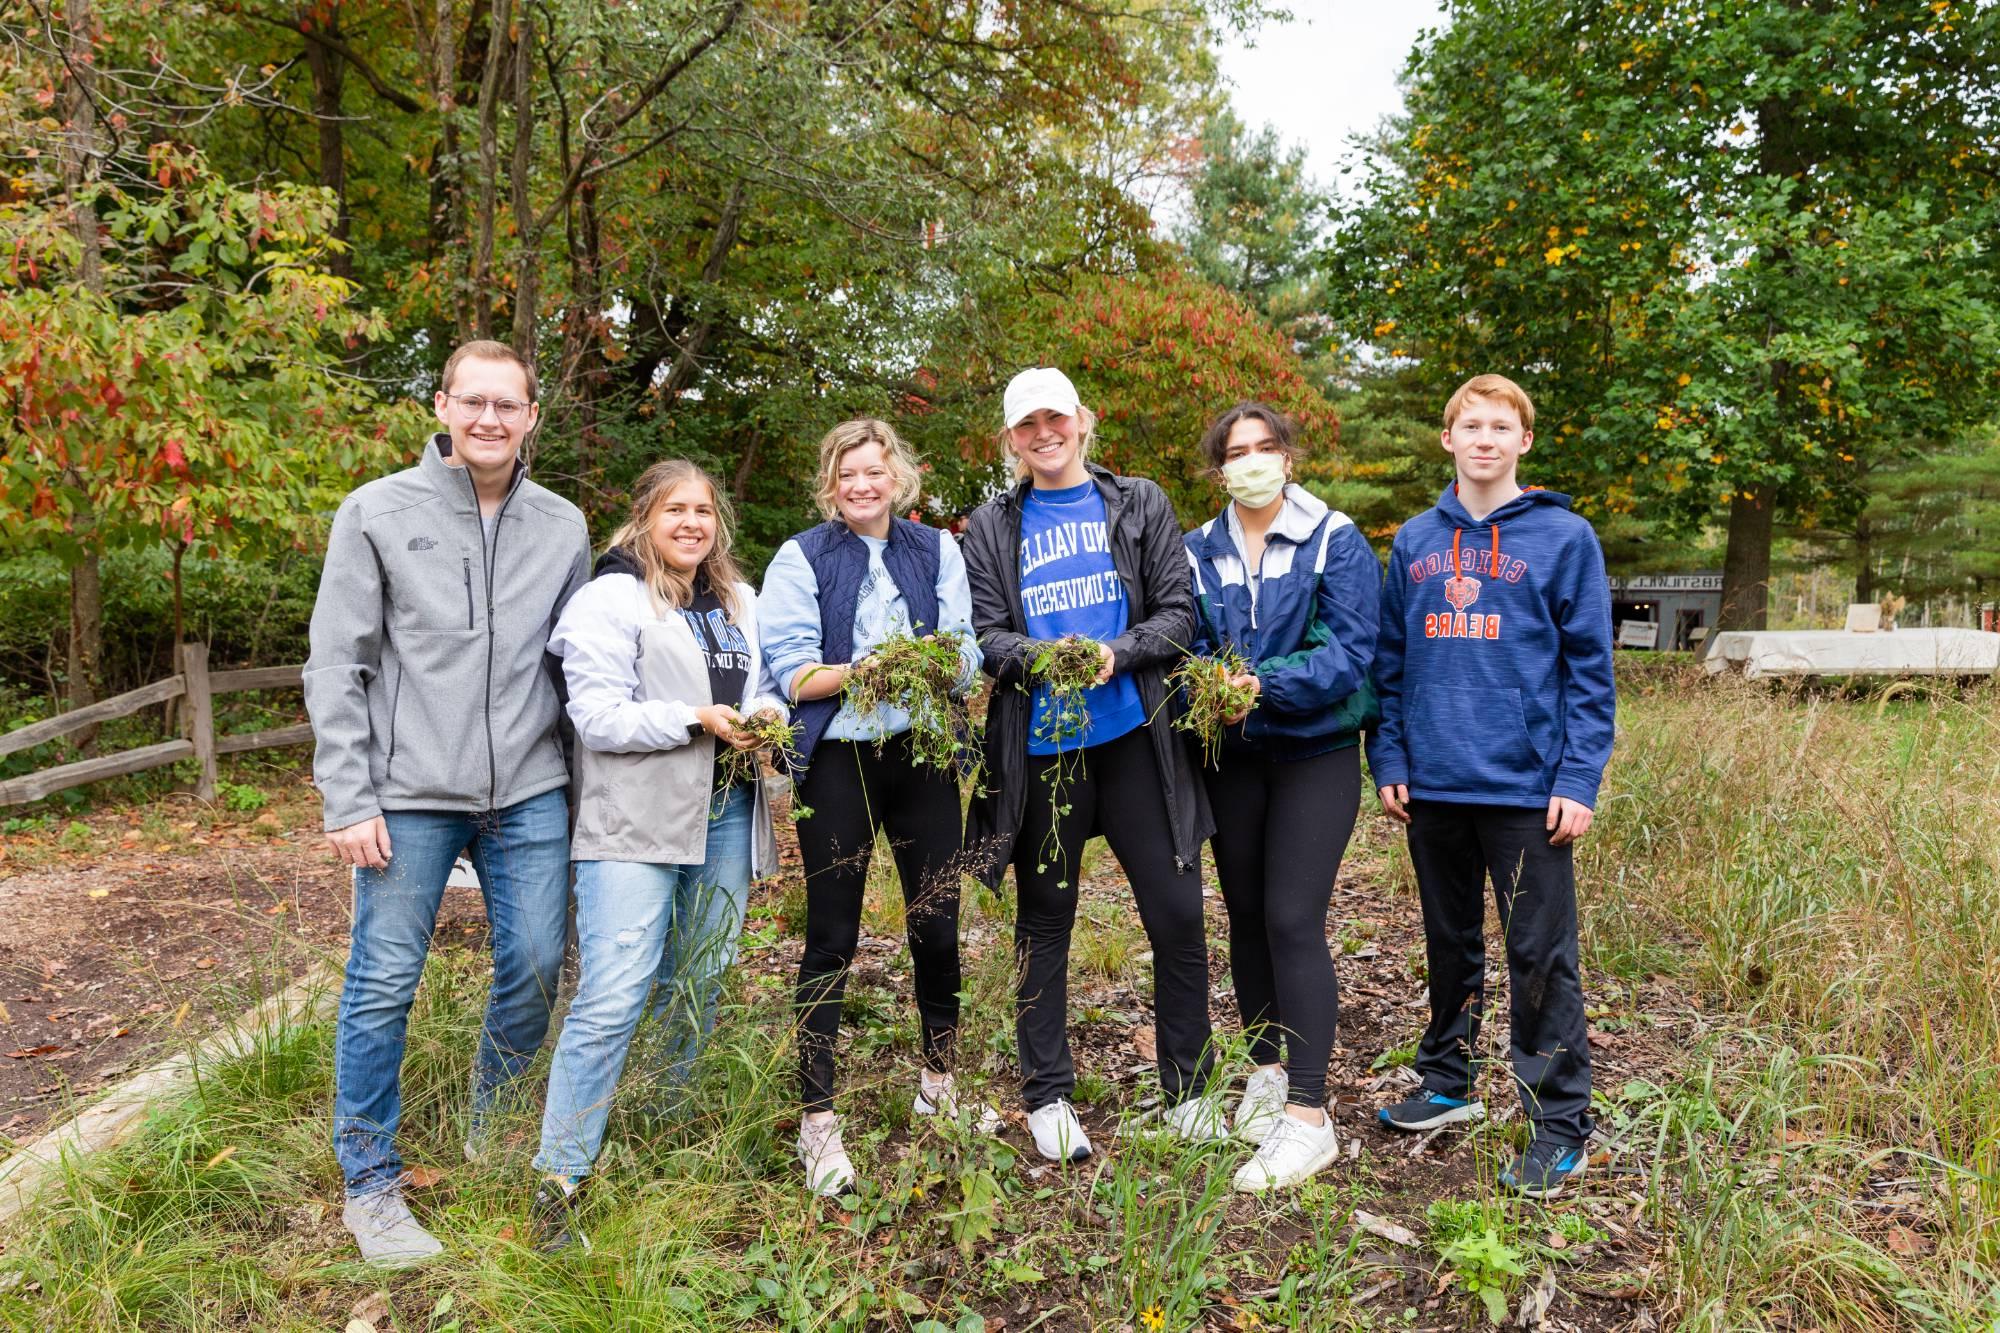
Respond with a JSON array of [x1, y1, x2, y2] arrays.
[[1215, 4, 1449, 198]]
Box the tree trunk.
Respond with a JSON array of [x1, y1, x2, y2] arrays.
[[60, 0, 104, 739], [1719, 487, 1775, 630], [661, 180, 748, 400], [66, 553, 103, 744], [1853, 513, 1874, 605], [509, 0, 537, 358], [302, 5, 351, 279], [469, 0, 512, 338]]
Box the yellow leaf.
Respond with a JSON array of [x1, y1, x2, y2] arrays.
[[204, 1146, 237, 1168], [88, 888, 109, 898], [1677, 372, 1691, 387], [1545, 247, 1565, 265], [171, 1000, 192, 1029]]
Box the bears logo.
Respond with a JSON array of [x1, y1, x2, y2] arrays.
[[1442, 575, 1481, 611]]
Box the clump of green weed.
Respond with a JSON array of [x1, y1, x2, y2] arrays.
[[1167, 647, 1257, 766], [843, 631, 975, 773]]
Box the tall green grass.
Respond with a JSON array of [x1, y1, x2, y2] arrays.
[[1585, 672, 2000, 1329]]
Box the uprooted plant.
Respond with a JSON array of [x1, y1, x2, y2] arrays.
[[1028, 635, 1107, 887], [1168, 647, 1259, 767], [716, 710, 802, 796], [843, 630, 975, 773]]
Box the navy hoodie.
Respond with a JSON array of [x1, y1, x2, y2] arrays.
[[1365, 485, 1615, 809]]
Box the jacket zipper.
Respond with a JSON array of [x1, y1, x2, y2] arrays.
[[464, 467, 521, 813], [462, 558, 474, 629]]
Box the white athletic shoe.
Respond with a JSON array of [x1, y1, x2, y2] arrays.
[[1233, 1109, 1342, 1193], [1232, 1066, 1289, 1144], [342, 1187, 444, 1267], [1160, 1094, 1230, 1143], [797, 1116, 856, 1198], [913, 1072, 1005, 1135], [1027, 1098, 1093, 1163]]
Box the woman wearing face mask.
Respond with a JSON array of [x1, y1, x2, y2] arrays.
[[961, 367, 1222, 1163], [529, 459, 788, 1248], [758, 418, 993, 1199], [1184, 402, 1380, 1193]]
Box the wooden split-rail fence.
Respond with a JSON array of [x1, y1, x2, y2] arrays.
[[0, 644, 311, 809]]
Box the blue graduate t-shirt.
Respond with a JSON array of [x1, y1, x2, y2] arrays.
[[1018, 481, 1145, 754]]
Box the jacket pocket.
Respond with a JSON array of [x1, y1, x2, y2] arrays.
[[1406, 684, 1540, 789], [380, 628, 486, 803]]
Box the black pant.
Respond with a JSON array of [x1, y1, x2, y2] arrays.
[[1405, 799, 1594, 1145], [1013, 725, 1212, 1111], [795, 735, 963, 1113], [1205, 744, 1359, 1107]]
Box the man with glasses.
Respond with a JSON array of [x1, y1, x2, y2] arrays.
[[305, 340, 591, 1264]]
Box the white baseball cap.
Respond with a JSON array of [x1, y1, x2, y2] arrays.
[[1003, 366, 1082, 428]]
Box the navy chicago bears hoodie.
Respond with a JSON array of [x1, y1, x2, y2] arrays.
[[1365, 484, 1615, 809]]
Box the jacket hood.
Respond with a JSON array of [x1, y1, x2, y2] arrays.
[[593, 544, 642, 580], [1434, 484, 1572, 530]]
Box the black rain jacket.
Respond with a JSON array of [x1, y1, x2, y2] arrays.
[[960, 463, 1215, 887]]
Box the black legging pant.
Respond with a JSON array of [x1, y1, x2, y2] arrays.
[[1013, 724, 1213, 1111], [794, 735, 963, 1113], [1205, 743, 1360, 1107]]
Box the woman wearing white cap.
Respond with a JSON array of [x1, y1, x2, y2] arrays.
[[960, 367, 1223, 1162]]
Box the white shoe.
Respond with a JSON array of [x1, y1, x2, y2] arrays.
[[1160, 1095, 1230, 1143], [914, 1072, 1004, 1135], [342, 1187, 444, 1267], [797, 1116, 856, 1198], [1233, 1109, 1342, 1193], [1233, 1066, 1289, 1144], [1027, 1098, 1093, 1162]]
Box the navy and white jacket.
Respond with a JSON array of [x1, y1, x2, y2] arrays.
[[1185, 485, 1381, 761], [1365, 485, 1616, 809]]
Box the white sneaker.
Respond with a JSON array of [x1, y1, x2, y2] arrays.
[[1027, 1098, 1093, 1163], [914, 1072, 1005, 1135], [1160, 1095, 1230, 1143], [1233, 1109, 1342, 1193], [797, 1116, 856, 1198], [1233, 1066, 1289, 1144], [342, 1187, 444, 1267]]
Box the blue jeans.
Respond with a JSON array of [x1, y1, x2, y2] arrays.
[[534, 784, 754, 1178], [333, 787, 570, 1198]]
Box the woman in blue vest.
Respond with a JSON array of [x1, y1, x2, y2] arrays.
[[960, 367, 1222, 1164], [1184, 401, 1380, 1193], [759, 417, 990, 1197]]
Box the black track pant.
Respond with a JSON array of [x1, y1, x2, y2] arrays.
[[1205, 743, 1360, 1107], [795, 735, 963, 1114], [1405, 799, 1594, 1145], [1013, 725, 1213, 1111]]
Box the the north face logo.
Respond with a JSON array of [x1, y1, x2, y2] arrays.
[[1443, 575, 1481, 611], [407, 536, 438, 551]]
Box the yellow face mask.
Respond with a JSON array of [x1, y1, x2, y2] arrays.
[[1221, 452, 1287, 509]]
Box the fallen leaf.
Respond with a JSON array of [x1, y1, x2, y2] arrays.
[[171, 1000, 192, 1028], [1587, 1031, 1615, 1050], [263, 903, 288, 915], [87, 888, 109, 899], [1355, 1209, 1420, 1248], [204, 1146, 237, 1168], [1545, 1229, 1569, 1251], [0, 1001, 10, 1024], [40, 960, 67, 979], [5, 1045, 60, 1059], [1884, 1224, 1930, 1257], [404, 1164, 446, 1188], [1130, 1025, 1158, 1063], [194, 958, 216, 970], [348, 1288, 394, 1329], [496, 1223, 517, 1243]]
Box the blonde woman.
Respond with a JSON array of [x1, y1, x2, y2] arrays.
[[759, 418, 989, 1197], [960, 367, 1221, 1164], [530, 460, 787, 1248]]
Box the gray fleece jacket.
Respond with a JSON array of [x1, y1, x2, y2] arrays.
[[305, 434, 592, 831]]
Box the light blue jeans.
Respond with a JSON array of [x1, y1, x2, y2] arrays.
[[334, 787, 570, 1198], [534, 784, 754, 1177]]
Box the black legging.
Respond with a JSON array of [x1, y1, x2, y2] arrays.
[[794, 734, 964, 1113], [1204, 743, 1360, 1107], [1013, 724, 1213, 1111]]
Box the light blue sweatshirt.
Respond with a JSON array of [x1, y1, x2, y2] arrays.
[[759, 529, 983, 741]]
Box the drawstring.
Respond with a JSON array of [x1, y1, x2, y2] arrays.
[[1450, 524, 1500, 580]]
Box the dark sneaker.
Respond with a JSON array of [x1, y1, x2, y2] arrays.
[[1377, 1089, 1486, 1132], [1501, 1139, 1589, 1199], [529, 1176, 587, 1253]]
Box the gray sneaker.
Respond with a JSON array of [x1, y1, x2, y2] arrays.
[[342, 1187, 444, 1267]]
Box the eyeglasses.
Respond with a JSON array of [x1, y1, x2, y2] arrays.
[[443, 392, 532, 423]]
